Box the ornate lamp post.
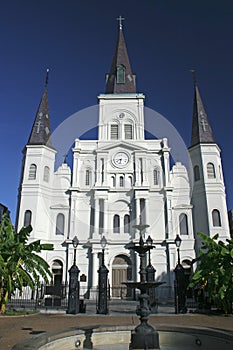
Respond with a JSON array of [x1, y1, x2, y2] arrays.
[[125, 218, 163, 350], [146, 235, 157, 313], [174, 234, 187, 314], [67, 236, 80, 314], [97, 235, 109, 314]]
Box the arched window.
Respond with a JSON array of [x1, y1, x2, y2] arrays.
[[24, 210, 32, 226], [212, 209, 221, 227], [56, 213, 65, 235], [124, 214, 130, 233], [119, 176, 124, 187], [85, 169, 90, 186], [43, 166, 50, 182], [179, 213, 188, 235], [112, 176, 116, 187], [207, 162, 216, 179], [194, 165, 200, 181], [116, 64, 125, 83], [129, 176, 133, 187], [111, 124, 119, 140], [153, 169, 159, 185], [28, 164, 37, 180], [113, 214, 120, 233], [124, 124, 133, 139]]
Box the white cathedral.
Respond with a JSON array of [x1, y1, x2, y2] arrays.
[[16, 23, 230, 300]]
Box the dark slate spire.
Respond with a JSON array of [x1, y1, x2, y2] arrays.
[[105, 17, 136, 94], [190, 71, 215, 147], [27, 69, 52, 147]]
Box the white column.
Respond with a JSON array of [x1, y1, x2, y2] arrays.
[[94, 198, 99, 237], [144, 198, 149, 226], [135, 198, 140, 224], [102, 198, 106, 234], [92, 251, 99, 288]]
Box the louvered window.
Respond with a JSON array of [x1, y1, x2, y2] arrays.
[[207, 162, 216, 179], [116, 64, 125, 83], [43, 166, 50, 182], [28, 164, 37, 180], [124, 124, 133, 139], [111, 124, 119, 139], [85, 169, 90, 186], [119, 176, 124, 187]]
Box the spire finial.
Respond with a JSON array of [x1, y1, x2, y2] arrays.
[[190, 69, 197, 86], [117, 15, 125, 30], [45, 68, 49, 87]]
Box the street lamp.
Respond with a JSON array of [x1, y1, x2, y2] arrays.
[[67, 236, 80, 314], [146, 235, 157, 313], [174, 234, 182, 265], [174, 234, 187, 314], [72, 236, 79, 264], [97, 235, 109, 314]]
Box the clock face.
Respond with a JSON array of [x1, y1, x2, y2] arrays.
[[113, 152, 129, 167]]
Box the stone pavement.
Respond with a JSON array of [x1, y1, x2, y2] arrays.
[[0, 300, 232, 349]]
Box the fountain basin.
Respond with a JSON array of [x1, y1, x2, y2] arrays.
[[12, 324, 233, 350]]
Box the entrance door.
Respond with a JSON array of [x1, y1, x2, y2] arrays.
[[112, 255, 132, 298], [52, 260, 63, 285]]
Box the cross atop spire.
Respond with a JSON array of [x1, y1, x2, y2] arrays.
[[45, 68, 49, 88], [117, 15, 125, 30], [190, 69, 197, 86]]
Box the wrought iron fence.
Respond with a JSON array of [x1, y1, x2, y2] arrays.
[[7, 283, 200, 312]]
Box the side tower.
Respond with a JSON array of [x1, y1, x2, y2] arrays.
[[16, 71, 72, 284], [16, 71, 56, 241], [188, 76, 230, 250]]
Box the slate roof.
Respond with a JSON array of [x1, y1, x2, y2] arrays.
[[105, 26, 136, 94], [190, 78, 215, 147], [27, 70, 52, 147]]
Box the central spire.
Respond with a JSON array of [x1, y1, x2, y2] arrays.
[[105, 17, 136, 94]]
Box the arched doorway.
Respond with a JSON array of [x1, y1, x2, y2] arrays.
[[112, 255, 132, 299], [182, 259, 193, 298], [52, 260, 63, 285]]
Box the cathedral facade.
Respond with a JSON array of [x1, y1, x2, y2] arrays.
[[16, 24, 230, 300]]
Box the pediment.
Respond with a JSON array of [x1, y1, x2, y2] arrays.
[[96, 141, 148, 152]]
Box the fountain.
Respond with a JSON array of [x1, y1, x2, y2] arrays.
[[124, 218, 164, 349], [12, 324, 233, 350]]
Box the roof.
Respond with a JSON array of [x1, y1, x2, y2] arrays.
[[105, 25, 136, 94], [190, 78, 215, 147], [27, 70, 52, 147]]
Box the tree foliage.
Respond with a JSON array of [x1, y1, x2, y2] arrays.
[[0, 213, 53, 313], [189, 232, 233, 314]]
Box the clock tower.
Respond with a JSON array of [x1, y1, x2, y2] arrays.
[[69, 21, 195, 298]]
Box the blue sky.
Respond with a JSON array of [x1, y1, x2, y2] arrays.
[[1, 1, 233, 222]]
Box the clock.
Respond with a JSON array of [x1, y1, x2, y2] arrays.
[[113, 152, 129, 167]]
